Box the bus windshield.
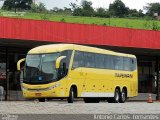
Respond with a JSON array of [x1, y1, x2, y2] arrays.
[[24, 53, 60, 84]]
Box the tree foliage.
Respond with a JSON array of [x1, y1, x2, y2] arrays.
[[109, 0, 129, 17], [128, 9, 144, 17], [31, 2, 47, 13], [95, 8, 110, 18], [1, 0, 159, 20], [72, 0, 94, 17], [50, 7, 72, 15], [2, 0, 32, 10], [144, 3, 160, 16]]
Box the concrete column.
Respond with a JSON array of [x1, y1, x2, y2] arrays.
[[156, 57, 160, 100]]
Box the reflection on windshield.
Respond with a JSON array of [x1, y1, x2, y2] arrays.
[[24, 53, 60, 83], [41, 54, 58, 80]]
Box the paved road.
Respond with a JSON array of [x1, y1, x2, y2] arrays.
[[0, 100, 160, 114], [0, 100, 160, 120]]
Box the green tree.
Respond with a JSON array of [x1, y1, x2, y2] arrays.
[[109, 0, 129, 17], [31, 2, 47, 13], [31, 3, 39, 12], [73, 8, 83, 16], [81, 0, 94, 16], [2, 0, 32, 10], [95, 8, 109, 18], [38, 2, 46, 12], [144, 3, 160, 16], [70, 2, 78, 11], [72, 0, 94, 17], [128, 9, 139, 17], [63, 7, 72, 15], [138, 9, 144, 17], [50, 7, 72, 15]]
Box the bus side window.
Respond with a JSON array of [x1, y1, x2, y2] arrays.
[[130, 58, 137, 71], [84, 53, 95, 68], [95, 54, 105, 69], [105, 55, 114, 69], [72, 51, 84, 69], [114, 56, 123, 70], [123, 57, 131, 71], [60, 50, 72, 74]]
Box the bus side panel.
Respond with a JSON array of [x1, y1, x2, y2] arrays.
[[130, 70, 138, 97], [67, 67, 85, 97], [100, 69, 115, 97], [81, 68, 115, 98], [81, 68, 97, 97]]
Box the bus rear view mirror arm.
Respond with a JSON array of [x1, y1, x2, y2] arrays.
[[56, 56, 66, 69], [17, 58, 25, 71]]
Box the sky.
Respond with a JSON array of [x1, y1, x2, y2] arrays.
[[0, 0, 160, 11]]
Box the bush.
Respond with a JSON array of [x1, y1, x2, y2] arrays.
[[40, 13, 49, 20], [60, 18, 66, 22], [152, 22, 159, 30]]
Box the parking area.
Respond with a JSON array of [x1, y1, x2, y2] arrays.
[[0, 100, 160, 114]]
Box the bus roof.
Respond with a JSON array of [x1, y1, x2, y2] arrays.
[[28, 44, 136, 58]]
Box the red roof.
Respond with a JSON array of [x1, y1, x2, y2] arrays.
[[0, 17, 160, 49]]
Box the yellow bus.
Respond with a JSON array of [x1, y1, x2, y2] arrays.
[[17, 44, 138, 103]]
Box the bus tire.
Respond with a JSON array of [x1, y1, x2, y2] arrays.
[[67, 87, 75, 103], [38, 98, 45, 102], [119, 89, 127, 103], [113, 88, 120, 103], [107, 89, 120, 103]]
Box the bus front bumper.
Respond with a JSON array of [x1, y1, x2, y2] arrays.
[[22, 89, 65, 98]]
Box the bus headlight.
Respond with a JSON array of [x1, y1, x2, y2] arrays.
[[47, 83, 60, 90]]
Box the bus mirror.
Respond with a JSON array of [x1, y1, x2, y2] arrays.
[[17, 58, 25, 71], [56, 56, 66, 69]]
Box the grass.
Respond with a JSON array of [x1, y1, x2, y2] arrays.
[[1, 10, 160, 30]]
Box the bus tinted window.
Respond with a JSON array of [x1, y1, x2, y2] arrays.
[[73, 51, 84, 68], [95, 54, 105, 68], [105, 55, 114, 69], [84, 53, 95, 68], [73, 51, 136, 71], [61, 50, 72, 69], [131, 58, 137, 71], [114, 56, 123, 70], [123, 57, 131, 71]]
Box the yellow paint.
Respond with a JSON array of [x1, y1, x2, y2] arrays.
[[55, 56, 66, 69], [20, 44, 138, 99], [17, 58, 25, 71]]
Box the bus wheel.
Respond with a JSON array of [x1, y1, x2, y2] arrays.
[[67, 87, 75, 103], [114, 88, 120, 103], [119, 89, 127, 103], [107, 89, 120, 103], [38, 98, 45, 102]]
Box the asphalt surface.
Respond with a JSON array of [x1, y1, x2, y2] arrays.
[[0, 100, 160, 120]]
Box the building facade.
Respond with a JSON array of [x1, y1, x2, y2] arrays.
[[0, 17, 160, 100]]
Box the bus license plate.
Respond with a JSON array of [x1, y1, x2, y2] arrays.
[[35, 93, 41, 96]]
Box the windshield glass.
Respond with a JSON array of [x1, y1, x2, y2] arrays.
[[24, 53, 60, 84]]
